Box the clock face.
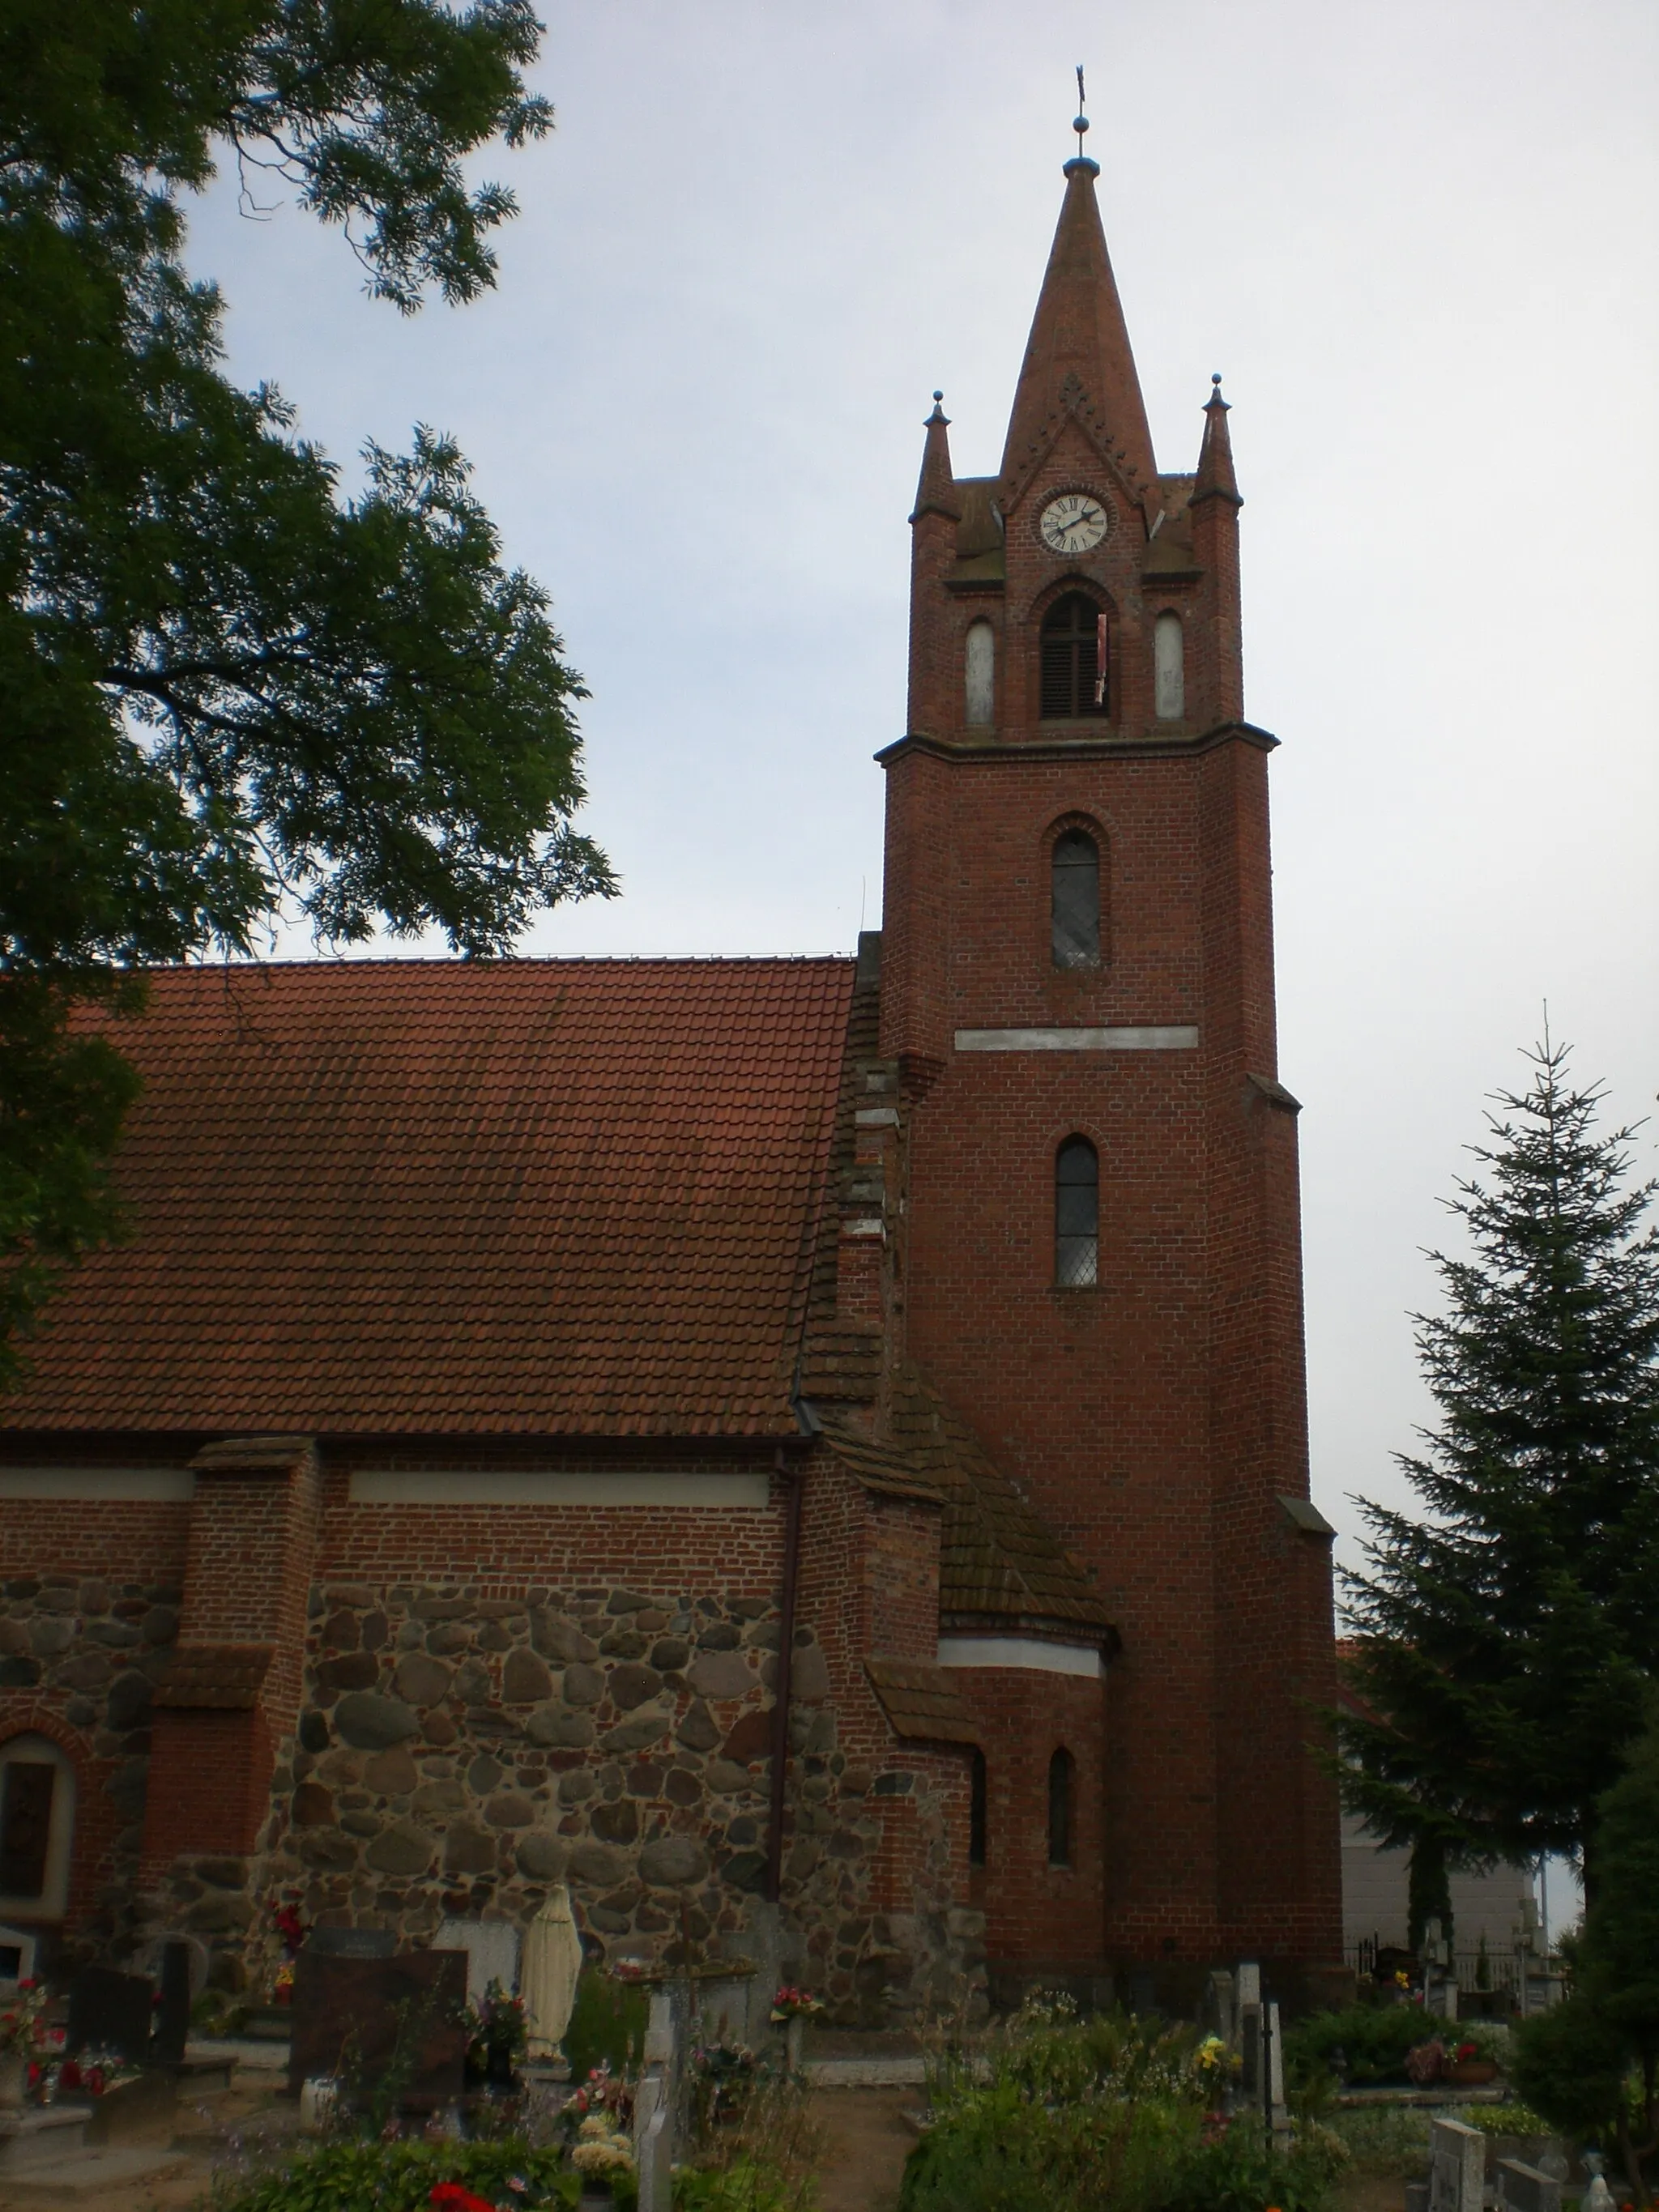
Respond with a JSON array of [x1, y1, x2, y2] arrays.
[[1039, 491, 1111, 556]]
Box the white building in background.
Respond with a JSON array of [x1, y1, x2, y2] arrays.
[[1340, 1814, 1538, 1957]]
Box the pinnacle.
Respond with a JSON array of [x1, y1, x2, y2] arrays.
[[1193, 373, 1241, 506], [911, 390, 960, 525]]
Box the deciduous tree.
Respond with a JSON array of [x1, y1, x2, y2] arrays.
[[1, 0, 615, 1379]]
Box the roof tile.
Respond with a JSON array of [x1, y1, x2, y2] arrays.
[[2, 959, 854, 1438]]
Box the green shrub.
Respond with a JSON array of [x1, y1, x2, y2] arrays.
[[208, 2139, 604, 2212], [1155, 2118, 1346, 2212], [1509, 1994, 1632, 2146], [561, 1964, 647, 2086], [902, 2000, 1340, 2212], [1283, 2003, 1459, 2085]]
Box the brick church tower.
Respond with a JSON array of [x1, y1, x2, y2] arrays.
[[876, 138, 1343, 1981]]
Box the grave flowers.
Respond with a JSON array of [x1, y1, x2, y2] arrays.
[[272, 1899, 306, 1956], [58, 2046, 141, 2099], [570, 2110, 636, 2205], [1405, 2035, 1448, 2085], [1, 1980, 49, 2109], [466, 1981, 529, 2089], [768, 1986, 825, 2024], [560, 2061, 633, 2137]]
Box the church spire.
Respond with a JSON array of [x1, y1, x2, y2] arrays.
[[999, 132, 1158, 501]]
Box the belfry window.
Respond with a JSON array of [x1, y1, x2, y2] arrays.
[[1055, 1137, 1098, 1288], [1154, 611, 1184, 720], [969, 1748, 987, 1868], [1051, 829, 1100, 969], [1047, 1746, 1073, 1867], [1040, 593, 1109, 719], [965, 620, 996, 726]]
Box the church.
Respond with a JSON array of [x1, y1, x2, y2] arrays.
[[0, 138, 1344, 2020]]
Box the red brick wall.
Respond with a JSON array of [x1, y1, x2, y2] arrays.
[[882, 345, 1342, 1971], [954, 1664, 1106, 1968]]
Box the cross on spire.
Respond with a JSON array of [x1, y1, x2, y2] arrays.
[[1073, 65, 1089, 161]]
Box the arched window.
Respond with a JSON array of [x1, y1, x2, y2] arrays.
[[1040, 593, 1109, 720], [1055, 1137, 1098, 1288], [1154, 611, 1184, 720], [1047, 1746, 1073, 1867], [969, 1747, 987, 1869], [1051, 828, 1100, 969], [965, 620, 996, 726], [0, 1734, 76, 1922]]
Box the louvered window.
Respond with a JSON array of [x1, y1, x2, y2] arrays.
[[1047, 1746, 1074, 1867], [1055, 1136, 1098, 1288], [1040, 593, 1109, 719], [1051, 829, 1100, 969]]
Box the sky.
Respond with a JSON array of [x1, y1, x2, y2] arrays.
[[182, 0, 1659, 1625]]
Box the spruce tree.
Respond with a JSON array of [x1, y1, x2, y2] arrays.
[[1338, 1040, 1659, 1896], [1512, 1701, 1659, 2196]]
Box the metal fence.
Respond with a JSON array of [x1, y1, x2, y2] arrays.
[[1343, 1937, 1524, 1993]]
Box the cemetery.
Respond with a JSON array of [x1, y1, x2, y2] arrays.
[[1, 1907, 1640, 2210]]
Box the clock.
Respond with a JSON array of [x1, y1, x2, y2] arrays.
[[1039, 491, 1111, 556]]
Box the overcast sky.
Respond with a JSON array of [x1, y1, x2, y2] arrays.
[[185, 0, 1658, 1595]]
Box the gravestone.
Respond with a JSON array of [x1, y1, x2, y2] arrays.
[[288, 1950, 467, 2113], [1264, 1998, 1288, 2141], [151, 1941, 191, 2068], [1202, 1968, 1235, 2049], [1239, 2004, 1260, 2101], [1496, 2162, 1561, 2212], [305, 1926, 396, 1959], [66, 1966, 153, 2065], [433, 1919, 519, 2007], [1429, 2116, 1486, 2212]]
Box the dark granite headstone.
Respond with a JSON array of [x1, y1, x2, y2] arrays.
[[66, 1966, 153, 2065], [152, 1940, 191, 2067], [305, 1926, 397, 1959], [289, 1950, 466, 2112]]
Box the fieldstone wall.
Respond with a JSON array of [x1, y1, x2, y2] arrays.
[[135, 1576, 979, 2022]]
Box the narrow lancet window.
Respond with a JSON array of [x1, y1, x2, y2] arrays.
[[1039, 594, 1109, 719], [1055, 1137, 1098, 1288], [1154, 611, 1184, 720], [1047, 1746, 1073, 1866], [965, 620, 995, 726], [969, 1747, 987, 1868], [1051, 829, 1100, 969]]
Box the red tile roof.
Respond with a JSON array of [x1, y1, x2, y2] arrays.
[[2, 959, 855, 1438]]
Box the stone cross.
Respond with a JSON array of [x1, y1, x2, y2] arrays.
[[1429, 2116, 1486, 2212], [633, 1987, 677, 2212]]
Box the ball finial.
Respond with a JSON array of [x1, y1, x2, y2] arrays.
[[933, 390, 944, 403], [1212, 373, 1223, 387]]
